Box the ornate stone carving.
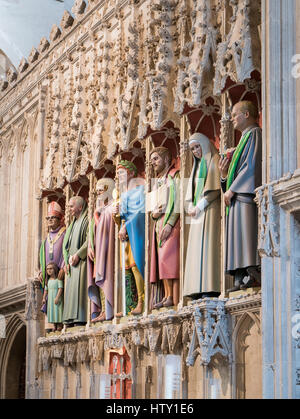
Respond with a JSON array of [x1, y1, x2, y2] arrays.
[[175, 0, 222, 109], [256, 184, 280, 257], [38, 37, 50, 54], [39, 347, 51, 372], [50, 24, 61, 42], [25, 278, 42, 321], [77, 340, 89, 363], [60, 10, 74, 31], [28, 47, 39, 64], [51, 344, 64, 359], [186, 300, 232, 366], [64, 341, 77, 365], [18, 57, 29, 74], [214, 0, 261, 95], [89, 336, 104, 361], [72, 0, 87, 17]]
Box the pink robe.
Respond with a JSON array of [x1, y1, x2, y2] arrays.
[[150, 167, 180, 283], [88, 203, 115, 320]]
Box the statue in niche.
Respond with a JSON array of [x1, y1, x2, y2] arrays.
[[39, 201, 66, 332], [88, 178, 115, 322], [112, 160, 145, 316], [183, 133, 221, 299], [62, 196, 88, 326], [219, 101, 262, 292], [42, 262, 64, 332], [149, 147, 180, 309]]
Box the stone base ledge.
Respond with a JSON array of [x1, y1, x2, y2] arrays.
[[37, 292, 261, 371]]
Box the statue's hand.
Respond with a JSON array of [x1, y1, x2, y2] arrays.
[[54, 297, 60, 305], [224, 189, 234, 207], [38, 272, 43, 284], [88, 246, 95, 261], [119, 225, 127, 241], [112, 203, 119, 215], [58, 268, 65, 281], [71, 254, 80, 267], [160, 224, 172, 246], [219, 156, 230, 179], [188, 207, 199, 217]]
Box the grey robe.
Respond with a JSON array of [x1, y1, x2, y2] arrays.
[[221, 125, 262, 273]]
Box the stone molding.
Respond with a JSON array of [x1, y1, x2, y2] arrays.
[[37, 294, 261, 372], [0, 284, 27, 315]]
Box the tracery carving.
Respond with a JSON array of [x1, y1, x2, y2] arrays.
[[214, 0, 261, 95], [175, 0, 222, 111], [186, 301, 232, 366], [256, 185, 280, 257]]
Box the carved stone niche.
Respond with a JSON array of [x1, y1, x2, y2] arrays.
[[18, 58, 29, 73], [50, 24, 62, 42], [60, 10, 74, 31], [38, 37, 50, 54]]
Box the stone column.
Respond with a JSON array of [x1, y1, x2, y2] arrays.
[[261, 0, 299, 399], [25, 278, 44, 399]]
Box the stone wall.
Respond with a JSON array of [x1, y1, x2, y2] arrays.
[[0, 0, 276, 399]]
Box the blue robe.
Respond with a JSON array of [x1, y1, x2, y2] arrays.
[[120, 185, 145, 278]]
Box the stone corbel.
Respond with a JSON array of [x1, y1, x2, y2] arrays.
[[51, 343, 64, 360], [143, 323, 162, 353], [161, 321, 182, 354], [77, 340, 89, 363], [186, 300, 232, 367], [88, 336, 104, 361], [64, 339, 78, 366]]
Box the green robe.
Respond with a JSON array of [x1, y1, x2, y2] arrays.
[[62, 208, 88, 324]]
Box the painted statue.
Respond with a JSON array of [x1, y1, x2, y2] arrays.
[[183, 133, 221, 299], [219, 100, 262, 292], [62, 196, 89, 326], [113, 160, 145, 316], [39, 201, 66, 289], [149, 147, 180, 309], [42, 262, 64, 332], [39, 201, 65, 332], [88, 178, 115, 322]]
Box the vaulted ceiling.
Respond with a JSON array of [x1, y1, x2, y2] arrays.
[[0, 0, 75, 68]]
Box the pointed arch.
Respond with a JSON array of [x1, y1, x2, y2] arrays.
[[0, 313, 26, 399]]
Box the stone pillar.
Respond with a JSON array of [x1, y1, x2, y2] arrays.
[[261, 0, 299, 399], [25, 277, 44, 399]]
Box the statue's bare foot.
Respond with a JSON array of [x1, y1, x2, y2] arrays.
[[92, 312, 106, 323], [131, 302, 143, 315], [162, 296, 174, 307], [153, 297, 167, 309]]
